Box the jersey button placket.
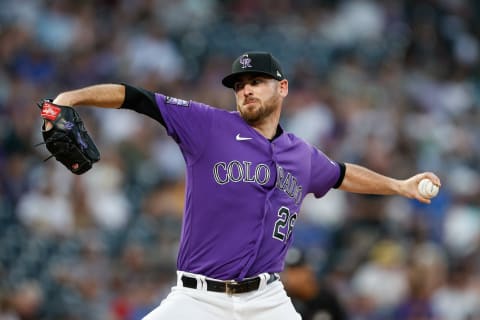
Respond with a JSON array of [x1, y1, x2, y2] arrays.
[[270, 142, 278, 190], [270, 142, 277, 163]]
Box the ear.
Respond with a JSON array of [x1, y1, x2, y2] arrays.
[[279, 79, 288, 97]]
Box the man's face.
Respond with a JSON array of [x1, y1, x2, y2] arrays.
[[233, 74, 288, 125]]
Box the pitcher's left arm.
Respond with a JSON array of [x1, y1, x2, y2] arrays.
[[338, 163, 441, 204]]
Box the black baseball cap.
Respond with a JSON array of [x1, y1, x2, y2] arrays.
[[222, 51, 286, 88]]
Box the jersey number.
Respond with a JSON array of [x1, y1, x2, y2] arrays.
[[272, 206, 297, 242]]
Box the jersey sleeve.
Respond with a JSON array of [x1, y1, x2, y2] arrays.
[[308, 146, 343, 198], [154, 93, 215, 163], [120, 83, 215, 162]]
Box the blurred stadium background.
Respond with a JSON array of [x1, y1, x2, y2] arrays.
[[0, 0, 479, 319]]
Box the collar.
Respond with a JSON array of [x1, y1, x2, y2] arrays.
[[269, 125, 283, 142]]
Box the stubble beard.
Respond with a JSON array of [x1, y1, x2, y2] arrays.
[[238, 94, 281, 125]]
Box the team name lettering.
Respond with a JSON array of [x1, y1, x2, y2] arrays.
[[213, 161, 270, 185], [212, 162, 303, 204], [275, 165, 302, 204]]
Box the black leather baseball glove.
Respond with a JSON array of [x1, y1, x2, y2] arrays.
[[37, 99, 100, 174]]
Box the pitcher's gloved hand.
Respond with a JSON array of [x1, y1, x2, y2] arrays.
[[37, 99, 100, 174]]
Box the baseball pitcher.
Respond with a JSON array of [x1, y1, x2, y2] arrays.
[[38, 52, 441, 319]]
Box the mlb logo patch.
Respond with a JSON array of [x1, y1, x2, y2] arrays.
[[165, 96, 189, 107]]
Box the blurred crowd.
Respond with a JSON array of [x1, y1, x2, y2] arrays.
[[1, 0, 480, 319]]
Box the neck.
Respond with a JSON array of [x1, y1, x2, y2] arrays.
[[250, 110, 281, 139]]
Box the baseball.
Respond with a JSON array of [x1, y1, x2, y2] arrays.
[[418, 178, 439, 199]]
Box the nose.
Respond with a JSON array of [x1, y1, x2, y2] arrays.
[[243, 83, 253, 96]]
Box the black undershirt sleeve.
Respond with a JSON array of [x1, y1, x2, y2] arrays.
[[120, 83, 166, 127], [333, 162, 346, 189]]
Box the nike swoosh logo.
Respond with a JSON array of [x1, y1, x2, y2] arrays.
[[236, 134, 252, 141]]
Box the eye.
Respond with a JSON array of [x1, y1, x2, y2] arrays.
[[251, 79, 262, 85], [234, 82, 244, 92]]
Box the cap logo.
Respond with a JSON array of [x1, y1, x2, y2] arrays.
[[239, 54, 252, 69], [276, 70, 282, 78]]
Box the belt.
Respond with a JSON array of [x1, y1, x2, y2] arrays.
[[181, 273, 279, 295]]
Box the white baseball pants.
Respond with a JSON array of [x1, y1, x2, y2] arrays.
[[142, 271, 301, 320]]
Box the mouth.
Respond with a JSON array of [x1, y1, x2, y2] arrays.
[[243, 98, 259, 106]]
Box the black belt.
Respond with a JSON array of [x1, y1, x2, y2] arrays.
[[181, 273, 279, 295]]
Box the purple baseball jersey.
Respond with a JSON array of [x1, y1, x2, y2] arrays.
[[156, 94, 341, 281]]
